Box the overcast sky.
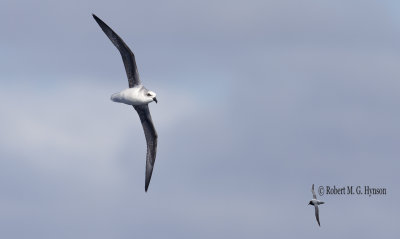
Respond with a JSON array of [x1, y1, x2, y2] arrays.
[[0, 0, 399, 238]]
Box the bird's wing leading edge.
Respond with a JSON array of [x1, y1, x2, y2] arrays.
[[312, 184, 317, 199], [314, 205, 320, 226], [134, 105, 158, 192], [92, 14, 141, 88]]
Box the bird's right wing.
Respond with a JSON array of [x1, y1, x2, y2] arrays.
[[92, 14, 141, 88], [134, 105, 158, 192], [314, 205, 321, 226], [312, 184, 317, 199]]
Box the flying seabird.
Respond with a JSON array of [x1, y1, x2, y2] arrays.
[[92, 14, 158, 192], [308, 184, 325, 226]]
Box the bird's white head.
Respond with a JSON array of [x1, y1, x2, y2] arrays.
[[145, 90, 158, 104]]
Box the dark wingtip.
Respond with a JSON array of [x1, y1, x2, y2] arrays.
[[145, 174, 151, 192], [145, 178, 149, 192], [92, 14, 104, 26], [92, 13, 100, 22], [145, 163, 154, 192], [145, 182, 150, 192]]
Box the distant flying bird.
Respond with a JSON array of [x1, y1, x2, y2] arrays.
[[93, 14, 158, 192], [308, 184, 325, 226]]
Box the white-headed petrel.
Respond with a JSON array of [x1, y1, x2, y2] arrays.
[[93, 14, 158, 192], [308, 184, 325, 226]]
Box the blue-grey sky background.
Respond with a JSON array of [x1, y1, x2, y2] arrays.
[[0, 0, 399, 238]]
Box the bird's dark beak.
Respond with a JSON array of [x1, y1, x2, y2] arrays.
[[153, 97, 158, 103]]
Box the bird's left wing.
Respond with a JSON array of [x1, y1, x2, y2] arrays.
[[133, 105, 158, 192], [92, 14, 141, 88], [312, 184, 317, 199]]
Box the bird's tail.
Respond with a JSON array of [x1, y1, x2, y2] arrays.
[[110, 92, 121, 102], [319, 201, 325, 205]]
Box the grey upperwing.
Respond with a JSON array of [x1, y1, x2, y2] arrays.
[[134, 105, 158, 192], [312, 184, 317, 199], [314, 205, 320, 226], [92, 14, 141, 88]]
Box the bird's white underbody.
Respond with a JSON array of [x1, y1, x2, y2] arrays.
[[111, 86, 157, 106]]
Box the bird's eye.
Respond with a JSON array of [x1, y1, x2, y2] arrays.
[[147, 93, 151, 96]]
